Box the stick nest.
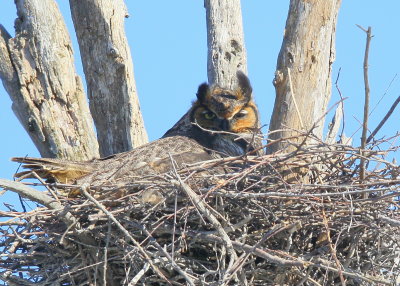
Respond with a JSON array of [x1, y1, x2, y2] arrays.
[[1, 139, 400, 285]]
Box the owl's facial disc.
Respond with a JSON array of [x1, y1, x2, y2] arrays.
[[193, 105, 256, 133], [226, 106, 257, 133]]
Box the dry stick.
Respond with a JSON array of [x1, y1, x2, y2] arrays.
[[321, 208, 346, 286], [357, 25, 372, 188], [367, 94, 400, 143], [171, 191, 178, 262], [312, 259, 391, 285], [128, 263, 150, 286], [224, 222, 302, 281], [217, 185, 400, 199], [79, 186, 174, 286], [190, 232, 304, 267], [0, 179, 61, 210], [31, 171, 61, 204], [294, 268, 322, 286], [138, 225, 197, 286], [335, 68, 346, 141], [369, 73, 398, 116], [171, 179, 239, 283], [103, 221, 111, 286], [0, 179, 95, 246], [348, 74, 398, 144], [378, 214, 400, 227]]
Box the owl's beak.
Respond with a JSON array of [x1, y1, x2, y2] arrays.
[[220, 119, 231, 131]]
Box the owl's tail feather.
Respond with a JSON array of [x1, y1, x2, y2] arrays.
[[11, 157, 95, 184]]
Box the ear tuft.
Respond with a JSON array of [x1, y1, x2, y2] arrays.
[[237, 71, 252, 100], [196, 83, 209, 103]]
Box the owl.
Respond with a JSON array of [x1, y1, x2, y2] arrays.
[[12, 71, 261, 188]]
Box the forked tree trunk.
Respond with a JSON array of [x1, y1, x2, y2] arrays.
[[268, 0, 342, 154], [69, 0, 148, 157], [0, 0, 149, 160], [204, 0, 247, 88], [0, 0, 99, 160]]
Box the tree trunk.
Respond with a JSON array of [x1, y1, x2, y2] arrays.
[[0, 0, 99, 160], [203, 0, 248, 282], [268, 0, 342, 154], [69, 0, 148, 157], [204, 0, 247, 87]]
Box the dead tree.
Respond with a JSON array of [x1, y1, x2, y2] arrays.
[[0, 0, 148, 160], [0, 0, 342, 159], [69, 0, 148, 156], [204, 0, 247, 88], [268, 0, 342, 153]]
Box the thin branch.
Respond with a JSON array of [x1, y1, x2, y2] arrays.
[[358, 25, 373, 186], [378, 214, 400, 227], [79, 185, 174, 286], [172, 179, 238, 282], [0, 179, 96, 247], [367, 94, 400, 143], [321, 208, 346, 286]]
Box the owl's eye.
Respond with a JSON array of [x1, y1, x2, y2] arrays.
[[235, 109, 248, 118], [202, 111, 216, 120]]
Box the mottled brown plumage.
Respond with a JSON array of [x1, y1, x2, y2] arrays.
[[12, 72, 261, 190], [163, 71, 261, 156]]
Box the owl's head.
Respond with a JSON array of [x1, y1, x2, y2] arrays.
[[162, 71, 261, 156], [191, 71, 259, 134]]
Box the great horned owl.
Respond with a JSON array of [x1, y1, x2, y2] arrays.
[[163, 71, 260, 157], [12, 72, 261, 187]]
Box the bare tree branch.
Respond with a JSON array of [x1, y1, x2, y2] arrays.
[[367, 94, 400, 143], [358, 25, 372, 184]]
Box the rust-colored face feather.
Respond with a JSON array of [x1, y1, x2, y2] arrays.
[[192, 71, 259, 133]]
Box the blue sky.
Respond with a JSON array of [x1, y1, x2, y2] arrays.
[[1, 1, 400, 207]]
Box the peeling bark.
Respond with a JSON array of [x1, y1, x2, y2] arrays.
[[268, 0, 342, 154], [0, 0, 99, 160], [69, 0, 148, 157]]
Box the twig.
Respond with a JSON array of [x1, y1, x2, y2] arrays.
[[79, 185, 173, 286], [321, 208, 346, 285], [313, 258, 392, 285], [172, 179, 238, 283], [128, 263, 150, 286], [326, 68, 345, 144], [103, 220, 111, 286], [369, 73, 397, 116], [0, 179, 63, 210], [171, 190, 178, 261], [31, 171, 61, 204], [0, 179, 96, 246], [367, 94, 400, 143], [357, 25, 372, 186], [190, 232, 304, 267], [139, 226, 197, 286], [378, 214, 400, 227]]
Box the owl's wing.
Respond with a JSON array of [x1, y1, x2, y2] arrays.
[[11, 157, 98, 184], [12, 136, 217, 186], [77, 136, 217, 186]]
